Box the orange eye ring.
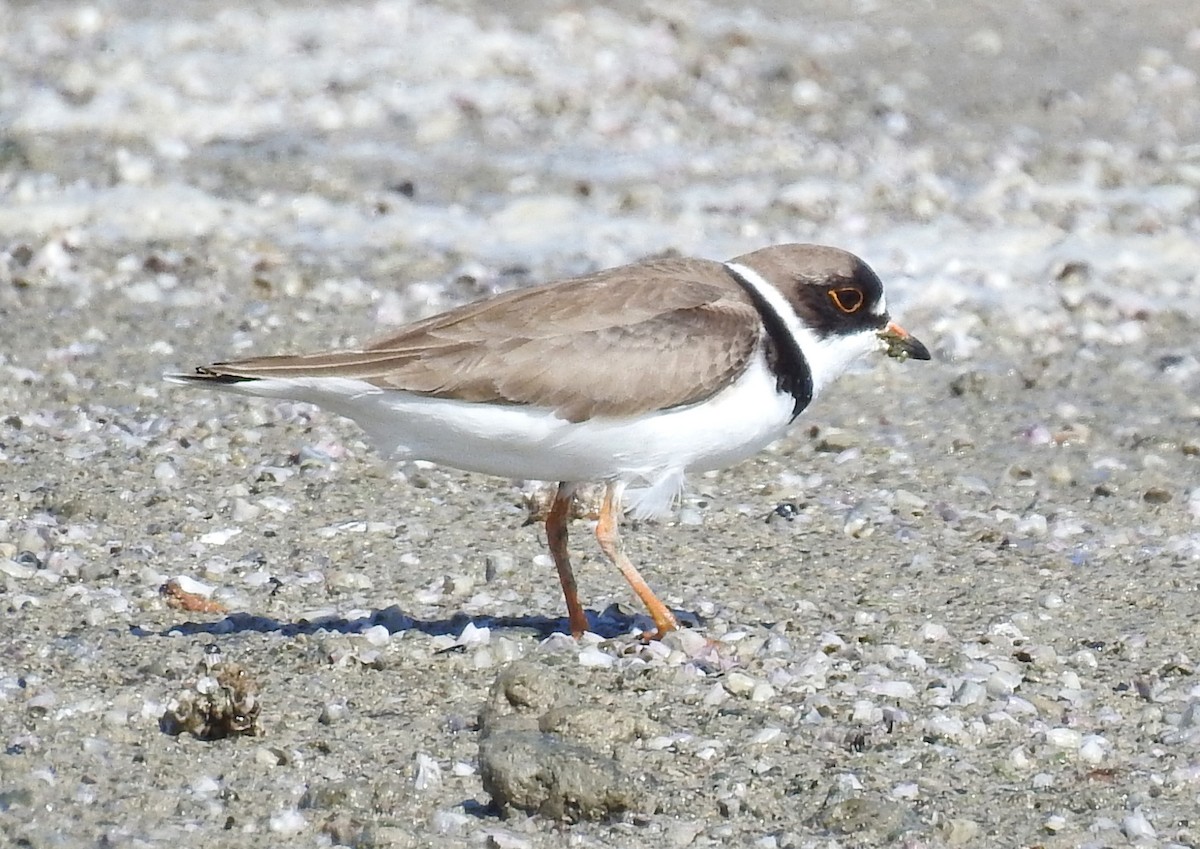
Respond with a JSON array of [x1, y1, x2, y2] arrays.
[[829, 287, 864, 314]]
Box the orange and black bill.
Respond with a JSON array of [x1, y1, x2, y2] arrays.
[[879, 321, 931, 361]]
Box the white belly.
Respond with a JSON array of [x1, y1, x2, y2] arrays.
[[244, 353, 795, 490]]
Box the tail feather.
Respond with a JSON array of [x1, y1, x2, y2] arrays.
[[164, 370, 392, 441]]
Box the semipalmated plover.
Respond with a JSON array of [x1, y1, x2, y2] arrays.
[[167, 244, 930, 637]]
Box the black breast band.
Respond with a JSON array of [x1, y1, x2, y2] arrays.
[[723, 263, 814, 421]]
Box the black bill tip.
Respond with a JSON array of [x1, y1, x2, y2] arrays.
[[879, 322, 931, 362]]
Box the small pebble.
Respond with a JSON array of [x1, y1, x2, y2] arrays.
[[724, 672, 757, 697], [1122, 811, 1156, 840], [457, 622, 490, 648], [231, 498, 261, 522], [891, 782, 919, 799], [487, 831, 533, 849], [1015, 514, 1048, 537], [1043, 814, 1067, 833], [665, 820, 704, 847], [174, 575, 215, 596], [0, 559, 37, 580], [866, 680, 916, 700], [662, 629, 709, 659], [1079, 735, 1108, 764], [361, 624, 391, 647], [577, 646, 614, 668], [484, 552, 516, 582], [191, 776, 221, 796], [414, 753, 442, 791], [920, 623, 950, 642], [198, 528, 241, 546], [1045, 727, 1082, 750], [986, 670, 1023, 697], [749, 682, 776, 703], [268, 809, 306, 835], [318, 702, 348, 725], [943, 818, 980, 845], [894, 489, 927, 512], [702, 684, 728, 706], [433, 810, 471, 833], [750, 727, 782, 745], [1143, 487, 1172, 504], [256, 747, 287, 767]]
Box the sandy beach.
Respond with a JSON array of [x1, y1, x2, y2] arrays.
[[1, 1, 1199, 846]]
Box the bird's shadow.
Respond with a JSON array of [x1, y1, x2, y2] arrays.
[[130, 603, 701, 641]]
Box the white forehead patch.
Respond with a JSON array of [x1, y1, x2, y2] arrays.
[[872, 294, 888, 316]]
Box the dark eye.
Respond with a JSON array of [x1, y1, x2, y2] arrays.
[[829, 287, 864, 314]]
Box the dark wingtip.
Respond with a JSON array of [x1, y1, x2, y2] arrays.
[[163, 366, 256, 385]]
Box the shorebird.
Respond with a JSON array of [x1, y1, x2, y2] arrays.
[[167, 244, 930, 637]]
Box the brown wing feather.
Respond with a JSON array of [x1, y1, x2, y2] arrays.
[[197, 258, 761, 422]]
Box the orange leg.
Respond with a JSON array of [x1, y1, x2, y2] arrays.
[[595, 481, 680, 638], [546, 482, 589, 638]]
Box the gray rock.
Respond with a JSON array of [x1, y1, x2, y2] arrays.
[[479, 730, 639, 822], [537, 704, 663, 753], [300, 776, 410, 814], [816, 795, 917, 839], [480, 660, 577, 736]]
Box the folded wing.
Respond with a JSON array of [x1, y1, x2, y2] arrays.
[[178, 258, 761, 422]]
